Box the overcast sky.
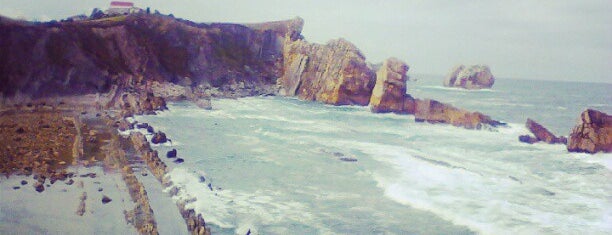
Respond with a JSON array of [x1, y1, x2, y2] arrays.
[[1, 0, 610, 83]]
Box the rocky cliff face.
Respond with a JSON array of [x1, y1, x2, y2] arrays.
[[444, 65, 495, 89], [369, 58, 413, 113], [277, 38, 376, 106], [0, 14, 303, 103], [567, 109, 612, 153], [1, 13, 503, 130]]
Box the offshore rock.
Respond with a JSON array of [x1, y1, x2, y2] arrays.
[[444, 65, 495, 89], [370, 57, 412, 113], [522, 119, 566, 144], [519, 135, 538, 144], [414, 99, 502, 129], [151, 131, 167, 144], [166, 149, 177, 158], [278, 38, 376, 106], [567, 109, 612, 153]]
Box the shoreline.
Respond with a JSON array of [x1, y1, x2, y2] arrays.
[[0, 98, 211, 234]]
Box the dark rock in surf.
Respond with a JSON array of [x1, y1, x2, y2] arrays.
[[519, 135, 538, 144], [151, 131, 167, 144], [136, 123, 149, 129], [167, 149, 177, 158], [174, 158, 184, 163], [102, 195, 112, 204]]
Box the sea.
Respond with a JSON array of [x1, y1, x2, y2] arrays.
[[137, 76, 612, 235]]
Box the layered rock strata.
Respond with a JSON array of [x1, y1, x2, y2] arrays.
[[277, 38, 376, 105]]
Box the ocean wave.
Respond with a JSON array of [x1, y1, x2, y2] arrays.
[[418, 85, 498, 93]]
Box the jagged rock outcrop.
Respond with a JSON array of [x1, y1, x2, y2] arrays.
[[444, 65, 495, 89], [370, 58, 413, 113], [519, 119, 566, 144], [277, 38, 376, 106], [567, 109, 612, 153], [413, 99, 502, 129]]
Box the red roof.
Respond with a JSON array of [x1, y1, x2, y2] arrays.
[[110, 1, 134, 7]]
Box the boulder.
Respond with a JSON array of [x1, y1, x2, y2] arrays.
[[151, 131, 167, 144], [34, 182, 44, 193], [369, 58, 412, 113], [567, 109, 612, 153], [167, 149, 177, 158], [414, 99, 502, 129], [522, 119, 566, 144], [444, 65, 495, 89], [518, 135, 538, 144], [277, 38, 376, 106], [136, 122, 149, 129], [102, 195, 112, 204]]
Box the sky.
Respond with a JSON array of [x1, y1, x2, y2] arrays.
[[0, 0, 610, 83]]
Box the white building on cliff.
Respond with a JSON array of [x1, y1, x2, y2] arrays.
[[106, 1, 140, 15]]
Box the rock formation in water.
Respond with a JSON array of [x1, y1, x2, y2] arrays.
[[369, 57, 413, 113], [0, 12, 502, 131], [567, 109, 612, 153], [412, 99, 503, 129], [444, 65, 495, 89], [519, 119, 567, 144], [277, 38, 376, 105]]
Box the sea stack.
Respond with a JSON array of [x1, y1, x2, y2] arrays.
[[369, 57, 413, 114], [277, 38, 376, 106], [444, 64, 495, 89], [567, 109, 612, 153]]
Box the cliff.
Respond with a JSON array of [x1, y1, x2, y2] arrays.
[[0, 14, 303, 103], [0, 13, 501, 129]]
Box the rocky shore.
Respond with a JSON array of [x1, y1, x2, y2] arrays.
[[1, 7, 608, 235]]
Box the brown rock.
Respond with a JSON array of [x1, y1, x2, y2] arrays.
[[278, 38, 376, 106], [444, 64, 495, 89], [369, 58, 412, 113], [523, 119, 566, 144], [414, 99, 502, 129], [567, 109, 612, 153]]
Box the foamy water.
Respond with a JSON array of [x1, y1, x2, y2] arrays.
[[138, 78, 612, 234]]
